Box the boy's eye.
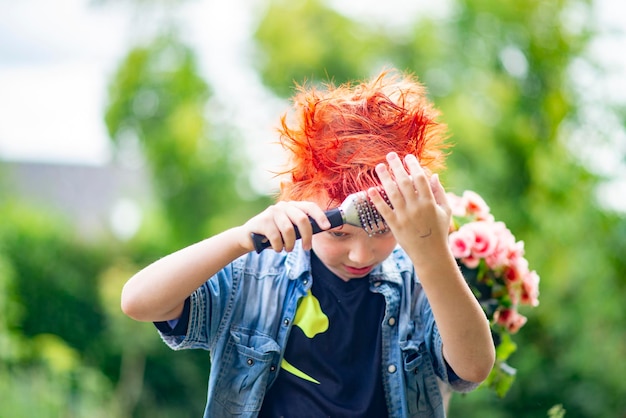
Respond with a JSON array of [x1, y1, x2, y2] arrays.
[[329, 231, 348, 238]]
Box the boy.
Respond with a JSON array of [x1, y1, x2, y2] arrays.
[[121, 68, 495, 417]]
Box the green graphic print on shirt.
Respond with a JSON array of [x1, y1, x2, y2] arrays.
[[258, 252, 387, 417], [280, 289, 328, 384]]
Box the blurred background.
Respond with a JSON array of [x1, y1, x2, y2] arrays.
[[1, 0, 625, 416]]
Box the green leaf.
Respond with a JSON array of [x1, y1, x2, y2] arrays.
[[495, 332, 518, 362], [481, 360, 517, 398]]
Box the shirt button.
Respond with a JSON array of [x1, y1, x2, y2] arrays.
[[388, 317, 396, 326], [303, 279, 309, 285], [373, 281, 382, 287], [387, 364, 397, 374], [283, 318, 290, 326], [270, 365, 277, 372], [246, 358, 254, 366]]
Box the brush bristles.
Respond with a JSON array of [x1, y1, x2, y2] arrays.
[[354, 191, 391, 236]]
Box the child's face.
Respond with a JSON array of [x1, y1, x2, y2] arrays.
[[311, 223, 397, 282]]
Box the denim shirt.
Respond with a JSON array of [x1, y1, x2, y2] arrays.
[[158, 243, 478, 418]]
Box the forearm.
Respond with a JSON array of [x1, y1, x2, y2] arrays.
[[409, 244, 495, 383], [121, 226, 252, 322]]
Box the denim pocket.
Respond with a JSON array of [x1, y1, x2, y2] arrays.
[[214, 327, 280, 414], [401, 343, 442, 417]]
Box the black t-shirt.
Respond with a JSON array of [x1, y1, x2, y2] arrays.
[[259, 252, 388, 418]]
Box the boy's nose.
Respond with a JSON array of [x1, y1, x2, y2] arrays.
[[348, 236, 375, 265]]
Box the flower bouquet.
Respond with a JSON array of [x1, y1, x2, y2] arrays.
[[447, 190, 540, 397]]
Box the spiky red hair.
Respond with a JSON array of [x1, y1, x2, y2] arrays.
[[277, 68, 449, 203]]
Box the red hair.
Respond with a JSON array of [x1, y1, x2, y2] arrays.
[[277, 68, 449, 203]]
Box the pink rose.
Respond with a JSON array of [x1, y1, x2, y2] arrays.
[[505, 242, 526, 270], [504, 257, 528, 285], [494, 308, 528, 334], [448, 228, 475, 259], [485, 222, 517, 269], [494, 222, 517, 250], [464, 221, 497, 258], [447, 192, 467, 217], [485, 246, 508, 270], [507, 311, 528, 334], [506, 279, 521, 305], [462, 190, 491, 221], [448, 189, 540, 342], [461, 254, 481, 269], [520, 270, 540, 307]]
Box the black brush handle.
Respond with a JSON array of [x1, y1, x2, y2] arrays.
[[251, 208, 344, 253]]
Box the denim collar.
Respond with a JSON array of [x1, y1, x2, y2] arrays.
[[284, 243, 409, 287]]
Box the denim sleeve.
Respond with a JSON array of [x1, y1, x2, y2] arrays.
[[157, 263, 236, 351], [154, 297, 191, 336], [418, 291, 480, 393]]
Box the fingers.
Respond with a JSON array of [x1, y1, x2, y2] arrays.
[[367, 187, 394, 220], [375, 152, 433, 206], [287, 202, 330, 251], [273, 204, 302, 251], [374, 152, 451, 224], [248, 201, 330, 252], [429, 174, 450, 209], [372, 152, 453, 253], [401, 153, 435, 199]]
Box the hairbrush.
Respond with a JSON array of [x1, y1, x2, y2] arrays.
[[251, 190, 392, 253]]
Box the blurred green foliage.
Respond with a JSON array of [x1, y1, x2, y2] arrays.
[[105, 32, 270, 249], [1, 0, 625, 416], [254, 0, 626, 414], [254, 0, 388, 96]]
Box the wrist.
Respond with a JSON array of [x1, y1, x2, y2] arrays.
[[408, 241, 459, 279], [231, 225, 256, 254]]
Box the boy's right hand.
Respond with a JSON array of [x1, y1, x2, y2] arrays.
[[241, 201, 331, 253]]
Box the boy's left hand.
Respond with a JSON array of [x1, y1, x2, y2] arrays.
[[368, 152, 452, 258]]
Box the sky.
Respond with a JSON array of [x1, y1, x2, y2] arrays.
[[1, 0, 625, 208]]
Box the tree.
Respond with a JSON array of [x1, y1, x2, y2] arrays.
[[103, 29, 274, 416], [105, 32, 270, 250], [253, 0, 389, 96]]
